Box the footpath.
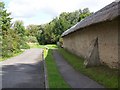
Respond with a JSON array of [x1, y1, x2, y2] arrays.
[[53, 50, 104, 88]]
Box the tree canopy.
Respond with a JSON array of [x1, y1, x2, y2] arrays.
[[1, 1, 92, 58], [1, 1, 29, 58], [36, 8, 92, 45]]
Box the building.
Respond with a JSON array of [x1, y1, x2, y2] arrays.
[[61, 1, 120, 69]]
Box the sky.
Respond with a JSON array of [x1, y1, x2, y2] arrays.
[[2, 0, 115, 26]]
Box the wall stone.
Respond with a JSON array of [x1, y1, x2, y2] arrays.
[[63, 19, 118, 69]]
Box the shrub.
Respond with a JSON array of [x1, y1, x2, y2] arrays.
[[20, 42, 30, 49], [26, 36, 38, 43]]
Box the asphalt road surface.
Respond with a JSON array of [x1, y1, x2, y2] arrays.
[[1, 48, 45, 88]]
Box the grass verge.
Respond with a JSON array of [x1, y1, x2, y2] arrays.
[[28, 43, 58, 49], [0, 51, 24, 62], [44, 47, 70, 88], [58, 48, 118, 88]]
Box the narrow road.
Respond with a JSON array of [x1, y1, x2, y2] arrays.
[[1, 48, 45, 88]]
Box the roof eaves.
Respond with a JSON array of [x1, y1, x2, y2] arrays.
[[61, 1, 119, 37]]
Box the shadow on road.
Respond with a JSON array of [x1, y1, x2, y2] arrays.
[[2, 60, 45, 88]]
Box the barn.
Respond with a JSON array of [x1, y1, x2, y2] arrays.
[[61, 1, 120, 69]]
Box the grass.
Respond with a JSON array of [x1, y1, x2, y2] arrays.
[[0, 43, 41, 61], [1, 42, 118, 88], [44, 47, 70, 88], [28, 42, 58, 49], [29, 43, 70, 88], [0, 50, 24, 62], [28, 42, 45, 48], [58, 48, 118, 88]]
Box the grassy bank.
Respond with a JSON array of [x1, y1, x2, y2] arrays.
[[44, 47, 70, 88], [0, 43, 43, 61], [58, 48, 118, 88], [28, 43, 57, 49], [0, 51, 23, 62]]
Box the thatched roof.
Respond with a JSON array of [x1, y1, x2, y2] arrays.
[[62, 0, 120, 37]]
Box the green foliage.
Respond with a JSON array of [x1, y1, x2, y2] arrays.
[[20, 42, 30, 49], [25, 36, 38, 43], [1, 1, 13, 57], [24, 8, 92, 45], [36, 8, 92, 45], [13, 20, 25, 36], [12, 20, 30, 49], [1, 1, 29, 58], [1, 1, 92, 59], [26, 24, 39, 36]]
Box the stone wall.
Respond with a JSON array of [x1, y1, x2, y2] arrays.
[[63, 19, 118, 68]]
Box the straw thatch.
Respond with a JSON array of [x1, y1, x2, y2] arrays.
[[62, 1, 120, 37]]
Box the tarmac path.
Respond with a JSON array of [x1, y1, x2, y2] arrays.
[[53, 49, 104, 88], [1, 48, 45, 88]]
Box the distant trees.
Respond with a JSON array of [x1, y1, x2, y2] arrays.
[[26, 24, 39, 36], [36, 8, 92, 45], [1, 0, 92, 58], [12, 20, 30, 49], [25, 24, 39, 43], [21, 8, 92, 45], [13, 21, 25, 36]]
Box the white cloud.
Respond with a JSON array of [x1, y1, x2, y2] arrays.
[[5, 0, 115, 26]]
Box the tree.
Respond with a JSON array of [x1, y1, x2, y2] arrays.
[[12, 20, 30, 49], [1, 1, 30, 58], [0, 1, 14, 57], [25, 24, 39, 43], [13, 20, 25, 36], [26, 24, 39, 36], [33, 8, 92, 45]]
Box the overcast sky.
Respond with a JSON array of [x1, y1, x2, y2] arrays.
[[2, 0, 115, 26]]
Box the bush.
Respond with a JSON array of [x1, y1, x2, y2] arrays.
[[59, 38, 63, 47], [20, 42, 30, 49], [26, 36, 38, 43], [2, 49, 13, 58]]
